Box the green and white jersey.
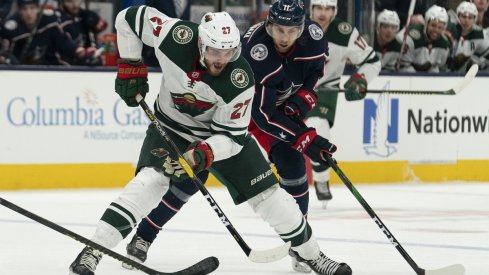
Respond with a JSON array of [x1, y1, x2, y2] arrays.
[[115, 6, 255, 161], [317, 18, 380, 89], [373, 34, 402, 72], [397, 24, 450, 72], [448, 23, 489, 71]]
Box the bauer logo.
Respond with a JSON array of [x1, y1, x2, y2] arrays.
[[363, 92, 399, 158]]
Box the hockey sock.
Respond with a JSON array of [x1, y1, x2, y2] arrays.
[[137, 190, 186, 242], [280, 179, 309, 217]]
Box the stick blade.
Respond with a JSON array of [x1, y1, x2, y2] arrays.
[[424, 264, 465, 275], [248, 241, 291, 263], [451, 64, 479, 95]]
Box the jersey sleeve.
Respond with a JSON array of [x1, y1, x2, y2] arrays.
[[115, 5, 177, 59], [251, 70, 303, 143], [206, 85, 255, 161], [346, 28, 381, 83]]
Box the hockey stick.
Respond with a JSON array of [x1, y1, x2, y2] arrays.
[[338, 64, 478, 95], [395, 0, 416, 71], [136, 94, 291, 263], [0, 197, 218, 275], [323, 155, 465, 275]]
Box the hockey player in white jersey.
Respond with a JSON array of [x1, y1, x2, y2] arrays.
[[68, 5, 352, 275], [374, 10, 402, 71], [448, 1, 489, 71], [307, 0, 381, 207], [398, 5, 450, 72]]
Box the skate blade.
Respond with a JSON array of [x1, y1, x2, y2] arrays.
[[424, 264, 465, 275], [321, 200, 329, 209], [121, 255, 142, 270]]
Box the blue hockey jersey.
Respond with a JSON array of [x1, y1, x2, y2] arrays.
[[242, 20, 328, 143]]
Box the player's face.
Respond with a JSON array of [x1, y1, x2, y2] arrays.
[[62, 0, 82, 16], [203, 46, 236, 76], [474, 0, 488, 11], [425, 20, 445, 41], [19, 4, 39, 28], [458, 14, 476, 33], [268, 24, 302, 53], [378, 24, 397, 43], [311, 5, 335, 29]]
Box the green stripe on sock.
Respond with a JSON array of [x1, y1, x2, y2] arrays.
[[100, 208, 133, 238]]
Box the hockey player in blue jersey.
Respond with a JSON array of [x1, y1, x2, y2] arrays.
[[244, 1, 350, 273]]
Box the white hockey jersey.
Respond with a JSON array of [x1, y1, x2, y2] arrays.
[[115, 6, 255, 161], [397, 24, 450, 72], [449, 23, 489, 71], [316, 18, 381, 89]]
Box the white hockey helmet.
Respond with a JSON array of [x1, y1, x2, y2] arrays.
[[424, 5, 448, 25], [310, 0, 338, 18], [456, 1, 478, 18], [198, 11, 241, 67], [376, 9, 400, 33]]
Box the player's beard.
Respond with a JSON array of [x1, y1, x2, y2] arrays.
[[207, 62, 226, 76]]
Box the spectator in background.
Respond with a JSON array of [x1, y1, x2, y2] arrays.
[[448, 1, 489, 71], [376, 0, 450, 28], [0, 0, 100, 65], [398, 5, 450, 72], [0, 0, 14, 24], [374, 9, 402, 71], [55, 0, 106, 65], [473, 0, 489, 28]]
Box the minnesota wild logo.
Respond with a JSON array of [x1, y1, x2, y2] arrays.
[[171, 92, 214, 117], [172, 25, 193, 44], [231, 68, 249, 88]]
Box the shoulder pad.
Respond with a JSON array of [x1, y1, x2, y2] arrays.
[[249, 43, 269, 61], [308, 23, 324, 41], [43, 9, 55, 16], [337, 21, 353, 35], [408, 28, 421, 40], [3, 20, 18, 31]]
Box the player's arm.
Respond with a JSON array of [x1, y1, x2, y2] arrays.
[[251, 78, 303, 143], [205, 86, 256, 161], [115, 5, 175, 59], [114, 6, 175, 107], [344, 28, 381, 101], [396, 30, 415, 72]]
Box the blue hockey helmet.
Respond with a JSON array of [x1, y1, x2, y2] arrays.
[[267, 0, 305, 27], [266, 0, 305, 39]]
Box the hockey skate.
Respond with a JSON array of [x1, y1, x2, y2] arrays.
[[314, 181, 333, 209], [289, 250, 352, 275], [69, 246, 103, 275], [122, 234, 153, 270], [292, 256, 312, 273]]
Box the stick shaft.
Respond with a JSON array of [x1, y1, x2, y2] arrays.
[[138, 98, 253, 256], [324, 155, 425, 274]]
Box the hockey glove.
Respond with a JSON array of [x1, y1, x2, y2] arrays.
[[292, 128, 337, 164], [115, 59, 149, 107], [344, 73, 367, 101], [163, 156, 187, 182], [163, 141, 214, 182], [282, 89, 317, 120]]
